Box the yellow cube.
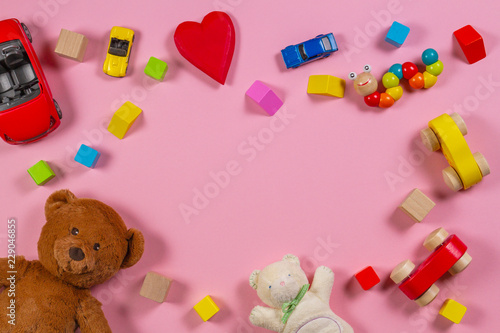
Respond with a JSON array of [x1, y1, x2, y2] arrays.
[[193, 296, 219, 321], [307, 75, 345, 98], [108, 102, 142, 139], [439, 299, 467, 324]]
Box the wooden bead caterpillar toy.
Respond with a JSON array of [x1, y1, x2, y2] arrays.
[[349, 48, 443, 108]]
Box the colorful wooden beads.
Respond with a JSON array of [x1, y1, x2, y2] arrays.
[[349, 49, 443, 108]]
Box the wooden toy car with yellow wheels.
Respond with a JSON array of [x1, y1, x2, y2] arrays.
[[420, 112, 490, 191], [390, 227, 471, 307], [103, 26, 134, 77]]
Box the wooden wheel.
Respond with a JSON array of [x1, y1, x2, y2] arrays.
[[415, 284, 439, 307], [449, 252, 472, 275], [420, 128, 440, 152], [443, 167, 463, 191], [423, 227, 449, 251], [473, 152, 490, 177], [450, 112, 468, 136], [390, 260, 415, 284]]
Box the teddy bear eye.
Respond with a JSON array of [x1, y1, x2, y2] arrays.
[[269, 285, 271, 289], [71, 228, 79, 235], [93, 243, 100, 251], [288, 274, 291, 276]]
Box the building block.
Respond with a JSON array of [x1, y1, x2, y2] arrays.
[[354, 266, 380, 290], [307, 75, 345, 98], [74, 144, 101, 168], [139, 272, 173, 303], [391, 228, 471, 306], [453, 25, 486, 64], [439, 299, 467, 324], [108, 102, 142, 139], [246, 80, 283, 116], [385, 21, 410, 47], [193, 295, 219, 321], [54, 29, 88, 62], [399, 189, 435, 222], [27, 160, 55, 185], [144, 57, 168, 81]]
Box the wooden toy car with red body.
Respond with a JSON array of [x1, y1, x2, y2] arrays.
[[390, 228, 471, 306]]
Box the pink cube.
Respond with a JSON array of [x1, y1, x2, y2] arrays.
[[246, 80, 283, 116]]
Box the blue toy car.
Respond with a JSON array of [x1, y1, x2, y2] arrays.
[[281, 33, 338, 69]]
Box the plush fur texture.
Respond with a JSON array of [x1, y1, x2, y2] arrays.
[[0, 189, 145, 332], [249, 254, 354, 333]]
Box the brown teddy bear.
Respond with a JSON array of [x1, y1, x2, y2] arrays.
[[0, 189, 145, 332]]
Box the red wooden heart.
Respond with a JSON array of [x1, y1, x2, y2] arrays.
[[174, 11, 235, 85]]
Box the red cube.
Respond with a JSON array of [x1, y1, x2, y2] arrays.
[[355, 266, 381, 290], [453, 25, 486, 64]]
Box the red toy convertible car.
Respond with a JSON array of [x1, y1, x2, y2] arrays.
[[0, 18, 61, 144]]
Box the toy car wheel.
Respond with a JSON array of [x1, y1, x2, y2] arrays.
[[21, 23, 32, 43], [473, 152, 490, 177], [450, 112, 468, 135], [420, 128, 440, 151], [415, 284, 439, 307], [390, 260, 415, 284], [449, 252, 472, 275], [442, 167, 463, 191], [423, 227, 449, 251], [53, 99, 62, 119]]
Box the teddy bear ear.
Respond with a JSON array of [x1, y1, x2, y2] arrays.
[[249, 270, 260, 289], [45, 189, 77, 217], [282, 254, 300, 265], [121, 228, 145, 269]]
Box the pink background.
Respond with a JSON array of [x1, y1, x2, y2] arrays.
[[1, 0, 500, 332]]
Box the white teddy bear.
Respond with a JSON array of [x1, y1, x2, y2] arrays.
[[249, 254, 354, 333]]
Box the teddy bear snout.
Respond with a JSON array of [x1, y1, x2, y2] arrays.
[[69, 247, 85, 261], [280, 281, 285, 286]]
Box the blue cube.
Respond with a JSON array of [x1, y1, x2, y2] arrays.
[[385, 21, 410, 48], [74, 144, 101, 168]]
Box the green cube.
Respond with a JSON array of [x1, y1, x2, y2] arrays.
[[144, 57, 168, 81], [27, 160, 55, 185]]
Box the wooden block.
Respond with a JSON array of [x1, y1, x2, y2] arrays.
[[439, 299, 467, 323], [385, 21, 410, 47], [399, 189, 435, 222], [27, 160, 55, 185], [246, 80, 283, 116], [74, 144, 100, 168], [54, 29, 88, 62], [307, 75, 345, 98], [144, 57, 168, 81], [107, 101, 142, 139], [193, 295, 219, 321], [453, 25, 486, 64], [354, 266, 380, 290], [139, 272, 172, 303]]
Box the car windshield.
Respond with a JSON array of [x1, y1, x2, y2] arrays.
[[322, 37, 332, 51], [0, 40, 40, 112], [298, 44, 308, 60], [109, 38, 129, 57]]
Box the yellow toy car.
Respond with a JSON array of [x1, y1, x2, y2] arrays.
[[420, 113, 490, 191], [103, 26, 134, 77]]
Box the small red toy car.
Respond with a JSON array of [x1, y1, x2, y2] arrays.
[[0, 18, 61, 144], [390, 227, 471, 306]]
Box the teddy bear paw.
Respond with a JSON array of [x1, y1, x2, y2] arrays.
[[249, 306, 265, 324], [318, 265, 333, 275]]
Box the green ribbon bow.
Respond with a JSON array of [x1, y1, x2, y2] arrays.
[[281, 284, 310, 324]]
